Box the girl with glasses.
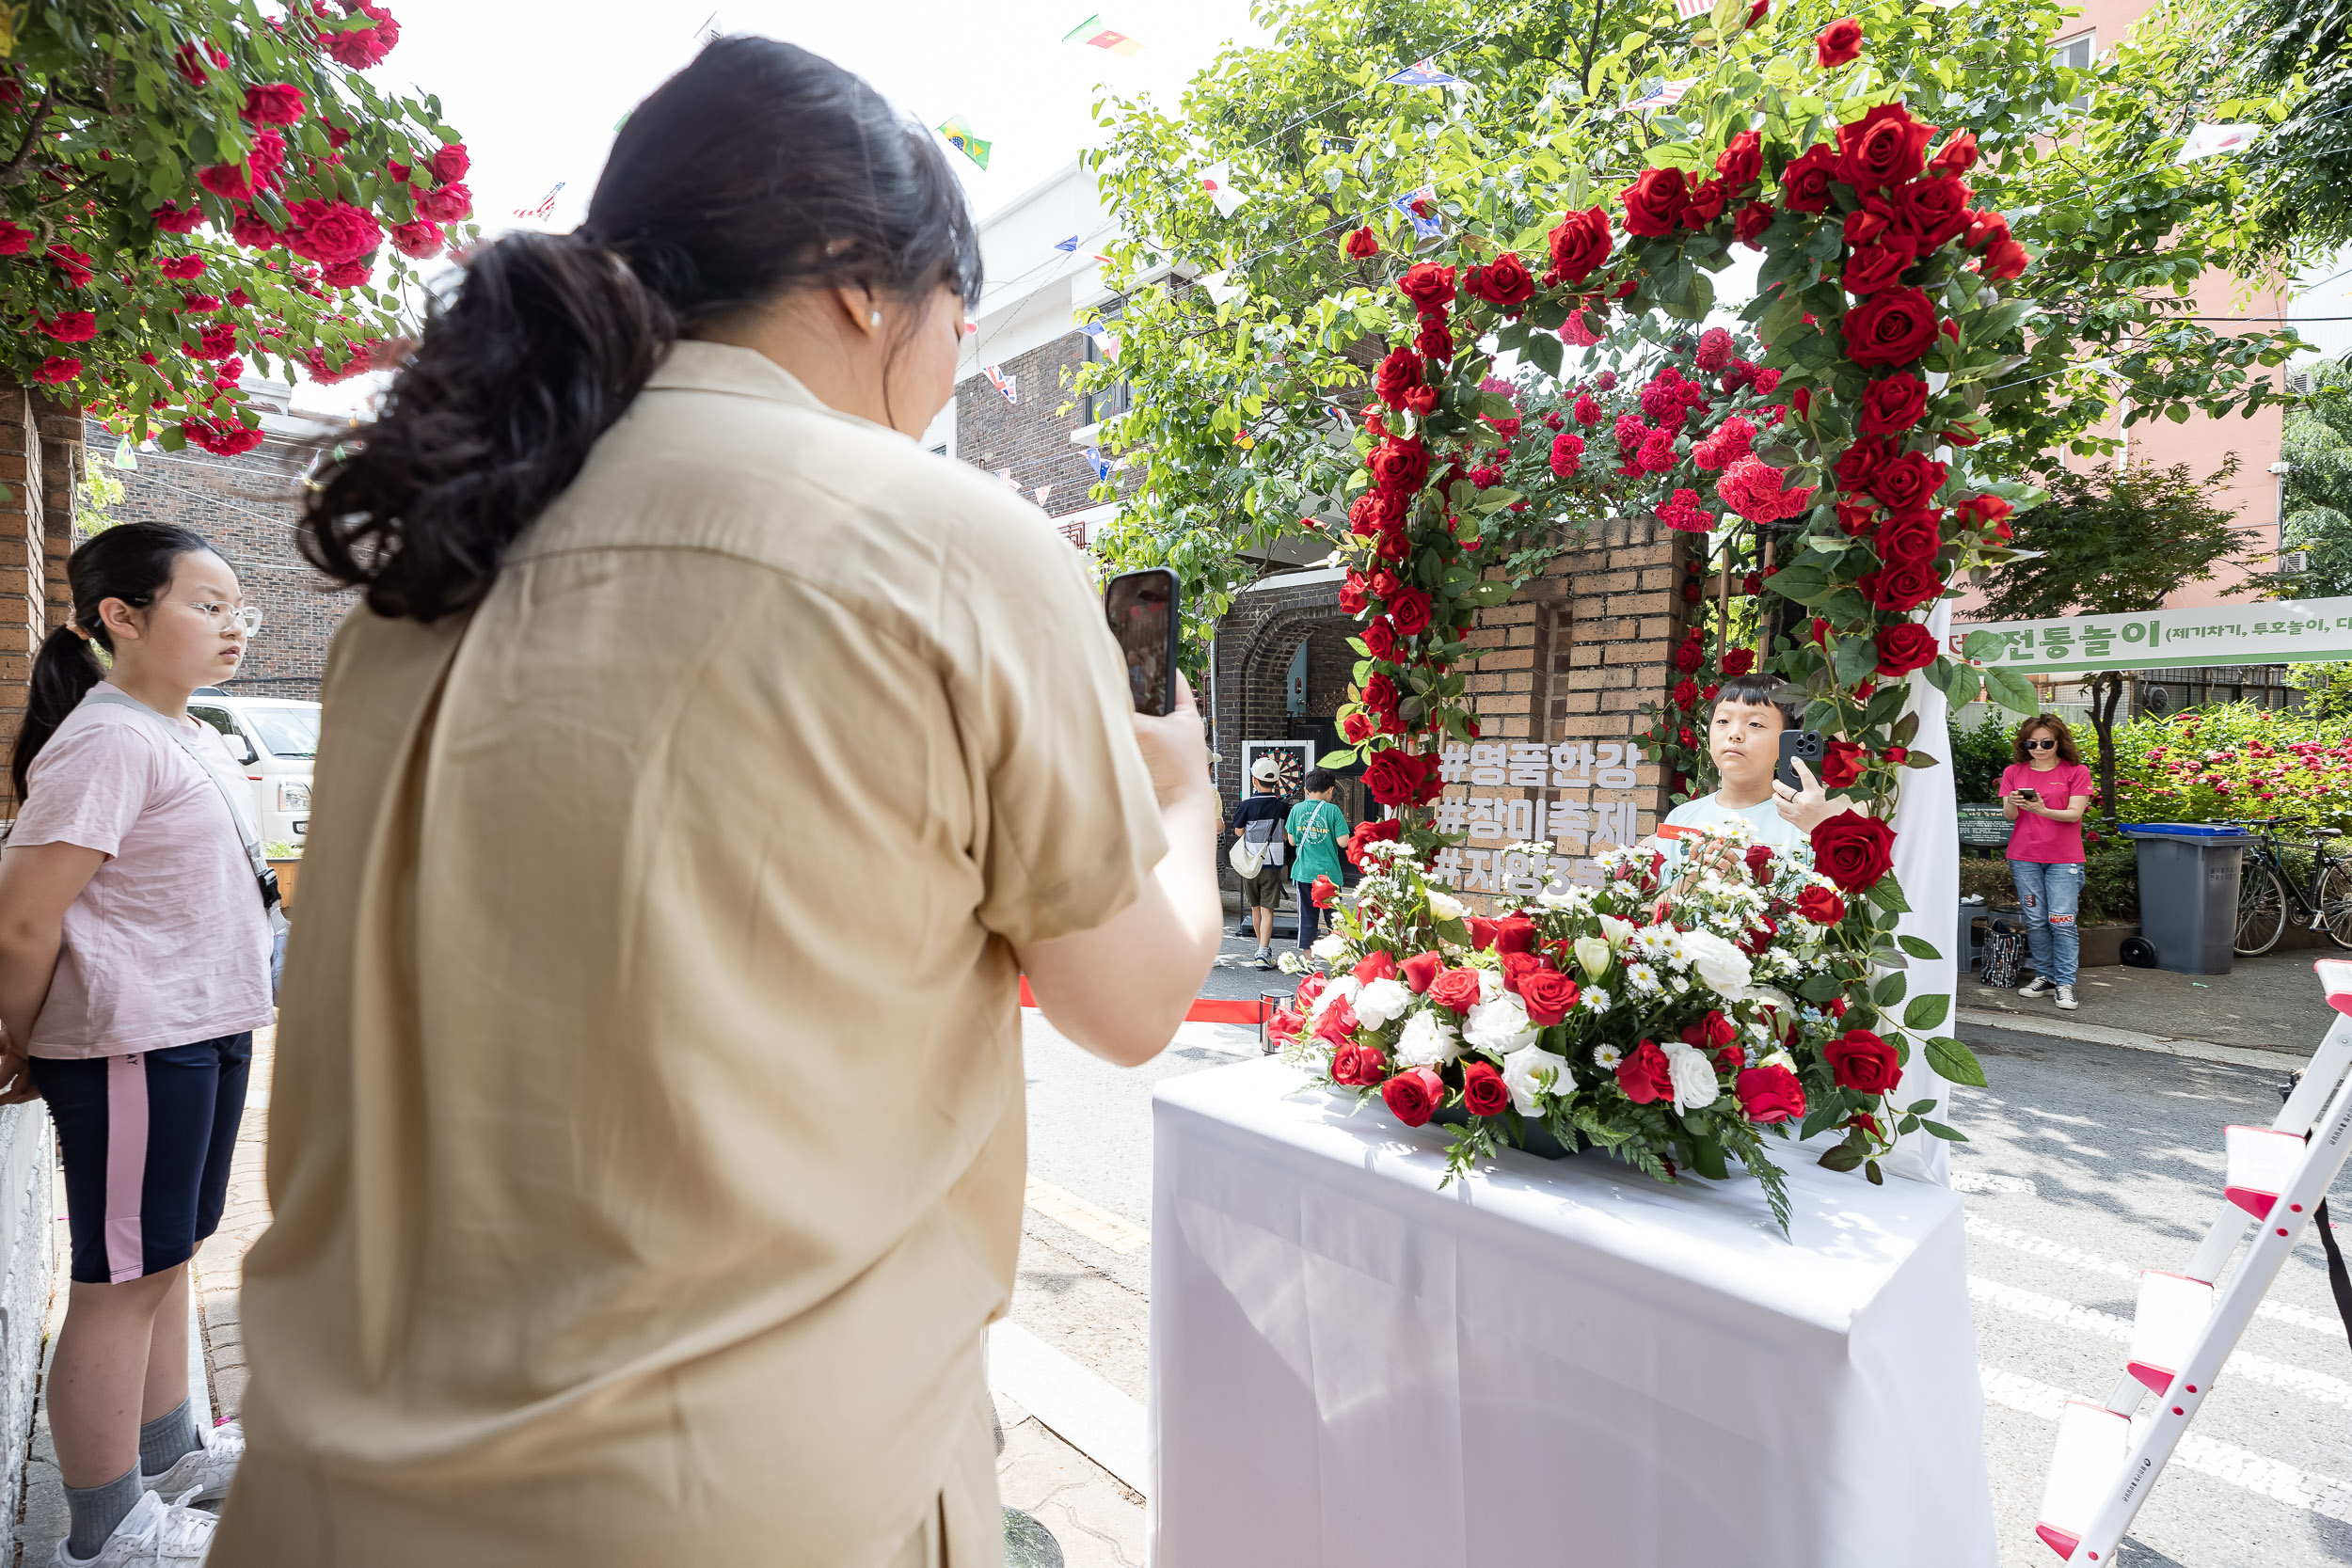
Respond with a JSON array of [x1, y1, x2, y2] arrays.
[[0, 523, 269, 1566], [2000, 716, 2093, 1010]]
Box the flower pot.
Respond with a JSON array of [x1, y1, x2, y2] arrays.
[[1430, 1101, 1575, 1160], [267, 858, 299, 912]]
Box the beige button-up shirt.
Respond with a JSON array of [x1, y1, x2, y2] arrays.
[[211, 342, 1166, 1568]]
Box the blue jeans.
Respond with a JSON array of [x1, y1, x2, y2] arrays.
[[2010, 859, 2084, 987]]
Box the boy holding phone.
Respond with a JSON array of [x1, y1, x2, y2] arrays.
[[1655, 675, 1857, 862]]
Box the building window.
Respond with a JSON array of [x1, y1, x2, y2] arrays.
[[2051, 31, 2093, 71], [1084, 334, 1131, 426]]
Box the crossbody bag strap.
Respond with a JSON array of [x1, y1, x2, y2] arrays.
[[80, 691, 268, 878]]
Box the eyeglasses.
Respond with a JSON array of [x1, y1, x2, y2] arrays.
[[188, 602, 262, 637], [2025, 737, 2058, 751]]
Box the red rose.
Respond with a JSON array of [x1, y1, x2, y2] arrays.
[[1341, 712, 1375, 744], [322, 2, 400, 68], [1369, 436, 1431, 494], [1389, 588, 1434, 638], [1620, 167, 1690, 237], [1342, 227, 1381, 261], [1796, 885, 1846, 925], [1361, 676, 1400, 719], [1736, 1064, 1806, 1124], [198, 162, 254, 200], [1875, 622, 1940, 676], [1743, 845, 1776, 882], [1834, 435, 1892, 496], [1840, 286, 1942, 368], [1674, 640, 1704, 674], [1346, 818, 1403, 868], [1893, 176, 1973, 248], [1428, 966, 1483, 1016], [286, 198, 384, 265], [1362, 750, 1422, 806], [1778, 145, 1838, 213], [321, 259, 373, 289], [1415, 315, 1456, 360], [415, 182, 473, 222], [1810, 812, 1897, 891], [1494, 916, 1538, 955], [31, 356, 79, 385], [1313, 998, 1360, 1044], [1824, 1028, 1903, 1095], [1462, 1061, 1512, 1117], [1873, 506, 1943, 566], [390, 219, 445, 260], [1548, 206, 1613, 283], [1842, 236, 1917, 297], [1733, 199, 1774, 247], [1401, 950, 1444, 993], [242, 83, 307, 124], [1681, 176, 1729, 230], [1371, 569, 1401, 599], [1979, 236, 2029, 280], [1339, 572, 1370, 616], [1720, 647, 1755, 677], [1963, 210, 2010, 253], [1616, 1040, 1675, 1104], [1398, 261, 1457, 315], [1716, 131, 1762, 187], [1311, 876, 1341, 909], [1374, 346, 1423, 409], [1816, 17, 1864, 68], [1833, 103, 1937, 193], [37, 310, 95, 343], [1382, 1067, 1446, 1127], [1869, 451, 1948, 512], [1352, 951, 1397, 984], [1268, 1008, 1304, 1048], [430, 142, 471, 185], [1362, 620, 1397, 661], [1858, 560, 1944, 612], [1929, 131, 1979, 178], [1819, 738, 1867, 788], [1466, 251, 1536, 309], [1952, 493, 2012, 531], [1518, 968, 1581, 1026], [1331, 1042, 1387, 1086], [1857, 372, 1929, 436], [1843, 196, 1897, 247]]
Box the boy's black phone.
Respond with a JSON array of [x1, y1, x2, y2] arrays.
[[1776, 729, 1825, 791], [1104, 567, 1182, 717]]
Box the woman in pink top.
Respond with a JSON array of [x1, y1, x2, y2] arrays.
[[2000, 715, 2094, 1012], [0, 524, 271, 1566]]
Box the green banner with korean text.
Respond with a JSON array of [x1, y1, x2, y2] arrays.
[[1948, 596, 2352, 674]]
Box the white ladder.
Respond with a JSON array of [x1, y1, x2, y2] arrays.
[[2033, 958, 2352, 1562]]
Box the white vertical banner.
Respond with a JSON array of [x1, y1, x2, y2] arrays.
[[1883, 598, 1958, 1188]]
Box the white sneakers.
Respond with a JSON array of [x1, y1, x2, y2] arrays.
[[51, 1491, 215, 1568], [2057, 985, 2078, 1011], [143, 1421, 243, 1508], [2018, 975, 2056, 999]]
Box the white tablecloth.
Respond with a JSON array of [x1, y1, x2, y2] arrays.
[[1148, 1058, 1995, 1567]]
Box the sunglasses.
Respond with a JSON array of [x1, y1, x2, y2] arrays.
[[2025, 737, 2058, 751]]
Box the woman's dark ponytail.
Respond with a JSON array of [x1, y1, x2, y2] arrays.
[[12, 521, 213, 802], [300, 36, 983, 625]]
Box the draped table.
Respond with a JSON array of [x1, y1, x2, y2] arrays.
[[1148, 1057, 1996, 1567]]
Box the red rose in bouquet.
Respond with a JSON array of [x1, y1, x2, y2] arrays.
[[1875, 623, 1940, 677], [1963, 210, 2011, 253], [1518, 967, 1581, 1025], [1796, 885, 1846, 925], [1819, 738, 1867, 788], [1873, 506, 1942, 566], [1833, 103, 1936, 192], [1930, 131, 1979, 177], [1811, 812, 1897, 891], [1548, 206, 1613, 283], [1486, 915, 1538, 955], [1362, 749, 1425, 806], [1466, 251, 1536, 308], [1341, 712, 1375, 744], [1311, 876, 1342, 909], [1389, 588, 1434, 638], [1616, 1040, 1675, 1104], [1401, 949, 1444, 993], [1743, 844, 1776, 880], [1342, 227, 1381, 260], [1428, 966, 1483, 1015], [1716, 130, 1762, 188], [1816, 17, 1864, 67], [1267, 1008, 1304, 1048], [1295, 974, 1327, 1010], [1374, 346, 1422, 409], [1834, 436, 1891, 495], [1332, 1042, 1388, 1087], [1369, 436, 1431, 493], [1859, 560, 1945, 613], [1621, 167, 1690, 236], [1779, 144, 1838, 213], [1461, 1061, 1511, 1117], [1857, 373, 1929, 436], [1842, 237, 1917, 297], [1979, 236, 2030, 280], [1841, 287, 1942, 367], [1414, 317, 1455, 361], [1397, 261, 1457, 315], [1361, 673, 1399, 716], [1681, 1010, 1738, 1050], [1733, 199, 1774, 247], [1893, 176, 1973, 248], [1352, 951, 1396, 984], [1382, 1067, 1446, 1127], [1313, 998, 1360, 1042], [1825, 1029, 1903, 1095], [1680, 177, 1729, 230], [1339, 572, 1370, 615], [1347, 818, 1404, 868], [1736, 1064, 1807, 1124]]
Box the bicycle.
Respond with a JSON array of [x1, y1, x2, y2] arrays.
[[2233, 816, 2352, 956]]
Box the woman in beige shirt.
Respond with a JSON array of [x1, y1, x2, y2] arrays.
[[209, 37, 1221, 1568]]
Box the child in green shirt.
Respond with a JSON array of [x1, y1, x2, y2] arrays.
[[1284, 769, 1349, 953]]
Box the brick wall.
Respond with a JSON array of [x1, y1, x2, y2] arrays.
[[957, 326, 1132, 523], [1209, 574, 1352, 824], [0, 390, 80, 814], [91, 421, 351, 700]]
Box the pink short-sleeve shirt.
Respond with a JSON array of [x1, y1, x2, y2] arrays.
[[8, 685, 275, 1056], [2000, 760, 2093, 864]]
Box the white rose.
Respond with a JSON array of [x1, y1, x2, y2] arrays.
[[1311, 975, 1361, 1020], [1745, 984, 1795, 1016], [1354, 976, 1413, 1030], [1478, 967, 1505, 1004], [1395, 1008, 1463, 1068], [1661, 1039, 1722, 1116], [1312, 932, 1349, 960], [1426, 888, 1470, 922], [1502, 1046, 1571, 1116], [1678, 928, 1754, 999], [1464, 995, 1538, 1054], [1574, 935, 1613, 982]]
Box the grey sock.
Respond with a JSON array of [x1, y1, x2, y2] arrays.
[[138, 1397, 201, 1477], [65, 1462, 141, 1560]]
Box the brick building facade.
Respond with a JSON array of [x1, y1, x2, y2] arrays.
[[0, 388, 85, 816], [957, 325, 1130, 532]]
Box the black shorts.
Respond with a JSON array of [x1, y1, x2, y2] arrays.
[[32, 1034, 252, 1285]]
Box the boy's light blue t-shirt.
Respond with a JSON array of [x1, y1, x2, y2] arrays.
[[1661, 792, 1813, 861]]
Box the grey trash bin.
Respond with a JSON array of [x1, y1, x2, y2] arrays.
[[2119, 823, 2256, 975]]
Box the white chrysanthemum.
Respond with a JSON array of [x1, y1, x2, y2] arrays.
[[1311, 975, 1360, 1020], [1633, 926, 1676, 959], [1626, 962, 1661, 994], [1312, 932, 1348, 960], [1478, 967, 1505, 1004], [1573, 935, 1613, 981], [1503, 1046, 1571, 1116], [1395, 1008, 1463, 1068], [1678, 928, 1754, 998], [1354, 976, 1413, 1030], [1583, 987, 1613, 1015], [1592, 1042, 1625, 1070], [1426, 887, 1470, 922], [1464, 995, 1538, 1053], [1660, 1040, 1722, 1116]]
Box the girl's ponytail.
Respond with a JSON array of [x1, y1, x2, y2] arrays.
[[13, 626, 104, 802]]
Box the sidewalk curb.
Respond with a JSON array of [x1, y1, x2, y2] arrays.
[[1955, 1006, 2309, 1070], [987, 1319, 1149, 1498]]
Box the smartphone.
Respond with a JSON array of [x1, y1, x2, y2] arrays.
[[1776, 729, 1825, 791], [1104, 567, 1182, 717], [2011, 785, 2043, 806]]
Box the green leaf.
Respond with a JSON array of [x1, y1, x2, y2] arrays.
[[1833, 632, 1880, 687], [1921, 1119, 1969, 1142], [1961, 629, 2007, 660], [1923, 1035, 1988, 1088], [1945, 664, 1983, 707], [1897, 934, 1941, 960], [1902, 993, 1950, 1031], [1867, 876, 1911, 915], [1871, 971, 1907, 1007], [1463, 579, 1516, 607], [1816, 1140, 1865, 1172], [1318, 749, 1357, 768], [1982, 665, 2040, 715]]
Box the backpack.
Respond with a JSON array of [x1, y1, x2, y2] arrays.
[[1980, 920, 2027, 989]]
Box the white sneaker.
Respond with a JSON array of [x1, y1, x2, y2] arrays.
[[2056, 986, 2078, 1011], [142, 1420, 243, 1507], [2018, 975, 2056, 999], [52, 1490, 216, 1567]]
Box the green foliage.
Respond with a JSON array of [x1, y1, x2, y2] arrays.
[[1974, 457, 2253, 622], [2289, 660, 2352, 720], [2111, 700, 2352, 832], [1948, 714, 2014, 804], [2207, 0, 2352, 261], [1958, 842, 2140, 924], [2276, 356, 2352, 599]]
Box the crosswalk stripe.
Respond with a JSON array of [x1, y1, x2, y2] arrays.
[[1965, 1213, 2345, 1338], [1968, 1275, 2352, 1408], [1979, 1365, 2352, 1527]]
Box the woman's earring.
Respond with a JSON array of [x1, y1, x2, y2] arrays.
[[869, 310, 882, 327]]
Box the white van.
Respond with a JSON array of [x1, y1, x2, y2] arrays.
[[187, 688, 318, 847]]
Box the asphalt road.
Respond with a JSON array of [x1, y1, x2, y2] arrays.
[[1012, 957, 2352, 1568]]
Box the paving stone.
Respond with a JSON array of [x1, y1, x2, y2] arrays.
[[995, 1418, 1144, 1568]]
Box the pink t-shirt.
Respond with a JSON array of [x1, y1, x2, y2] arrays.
[[8, 685, 275, 1056], [2000, 760, 2093, 864]]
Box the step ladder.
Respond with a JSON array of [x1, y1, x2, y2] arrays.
[[2033, 958, 2352, 1562]]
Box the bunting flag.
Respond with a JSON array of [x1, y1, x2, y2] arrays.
[[512, 182, 565, 220], [1064, 14, 1144, 54], [1053, 235, 1081, 253], [1384, 57, 1462, 87], [1077, 320, 1121, 360], [1623, 78, 1695, 113], [1084, 447, 1115, 483], [1674, 0, 1711, 16], [1201, 269, 1248, 306], [994, 467, 1021, 490], [1034, 483, 1055, 508], [1198, 164, 1248, 218], [982, 365, 1018, 404], [1392, 185, 1445, 239], [2176, 122, 2263, 164], [937, 115, 992, 170]]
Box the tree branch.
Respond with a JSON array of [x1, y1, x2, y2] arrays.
[[0, 96, 55, 187]]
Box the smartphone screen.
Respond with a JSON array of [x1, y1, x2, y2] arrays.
[[1104, 568, 1177, 717]]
